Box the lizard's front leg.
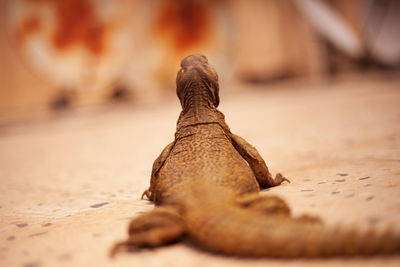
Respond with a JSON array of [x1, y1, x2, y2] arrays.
[[142, 141, 175, 201], [229, 133, 289, 187]]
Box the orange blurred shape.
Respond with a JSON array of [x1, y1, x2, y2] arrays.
[[16, 15, 41, 45], [154, 0, 211, 53], [52, 0, 105, 55]]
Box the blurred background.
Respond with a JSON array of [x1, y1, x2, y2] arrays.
[[0, 0, 399, 124], [1, 2, 400, 266]]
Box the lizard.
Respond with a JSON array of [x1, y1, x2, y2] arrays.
[[111, 54, 400, 257]]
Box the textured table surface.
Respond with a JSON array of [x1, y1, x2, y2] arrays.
[[1, 77, 400, 267]]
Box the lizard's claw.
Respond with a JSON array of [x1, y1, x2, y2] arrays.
[[110, 241, 128, 258], [141, 189, 150, 200], [275, 173, 290, 185]]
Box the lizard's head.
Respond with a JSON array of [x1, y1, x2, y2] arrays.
[[176, 54, 220, 108]]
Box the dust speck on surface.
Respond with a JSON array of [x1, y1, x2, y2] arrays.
[[335, 179, 346, 182], [16, 223, 28, 228], [345, 193, 355, 198], [331, 191, 340, 195], [90, 202, 109, 208], [336, 173, 348, 176], [119, 217, 133, 221], [7, 236, 15, 240], [359, 176, 370, 180], [366, 195, 374, 201], [29, 232, 48, 237], [58, 253, 73, 261], [317, 181, 326, 184], [42, 223, 52, 227], [23, 262, 41, 267], [367, 216, 381, 224], [301, 189, 313, 192]]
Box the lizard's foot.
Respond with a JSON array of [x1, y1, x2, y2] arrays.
[[141, 189, 151, 200], [110, 207, 185, 258], [236, 193, 291, 217], [296, 214, 323, 225], [273, 173, 290, 186]]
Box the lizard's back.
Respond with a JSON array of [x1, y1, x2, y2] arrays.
[[154, 123, 260, 204]]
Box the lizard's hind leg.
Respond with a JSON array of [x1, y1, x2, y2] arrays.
[[236, 194, 323, 224], [236, 194, 291, 217], [110, 207, 185, 257]]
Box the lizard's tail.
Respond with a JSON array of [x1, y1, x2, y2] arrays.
[[182, 187, 400, 257]]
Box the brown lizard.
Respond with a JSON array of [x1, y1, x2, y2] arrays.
[[111, 54, 400, 257]]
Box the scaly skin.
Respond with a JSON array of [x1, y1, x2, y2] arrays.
[[111, 54, 400, 257]]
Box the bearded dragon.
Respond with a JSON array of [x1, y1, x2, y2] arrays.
[[112, 54, 400, 257]]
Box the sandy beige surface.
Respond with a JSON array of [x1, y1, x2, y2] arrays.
[[1, 77, 400, 267]]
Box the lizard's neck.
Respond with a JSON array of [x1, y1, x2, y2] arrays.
[[176, 85, 230, 132]]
